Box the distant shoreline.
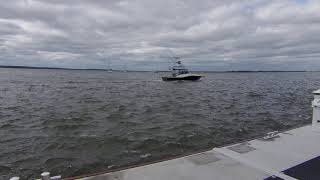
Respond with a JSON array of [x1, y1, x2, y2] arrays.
[[0, 65, 142, 72], [0, 65, 317, 72]]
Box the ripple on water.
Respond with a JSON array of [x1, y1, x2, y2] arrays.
[[0, 71, 319, 179]]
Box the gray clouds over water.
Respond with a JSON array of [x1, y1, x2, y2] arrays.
[[1, 0, 320, 71]]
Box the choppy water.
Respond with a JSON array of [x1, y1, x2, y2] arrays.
[[1, 68, 320, 179]]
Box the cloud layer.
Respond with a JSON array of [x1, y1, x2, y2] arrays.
[[1, 0, 320, 70]]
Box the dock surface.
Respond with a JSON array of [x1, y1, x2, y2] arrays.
[[76, 124, 320, 180]]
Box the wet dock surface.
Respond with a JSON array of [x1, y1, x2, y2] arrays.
[[76, 124, 320, 180]]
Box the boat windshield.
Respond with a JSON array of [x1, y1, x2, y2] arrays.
[[171, 60, 189, 76], [172, 67, 189, 76]]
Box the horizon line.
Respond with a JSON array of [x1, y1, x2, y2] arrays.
[[0, 65, 318, 72]]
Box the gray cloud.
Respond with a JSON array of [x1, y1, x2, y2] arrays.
[[0, 0, 320, 70]]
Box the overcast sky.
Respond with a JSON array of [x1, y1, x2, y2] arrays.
[[1, 0, 320, 71]]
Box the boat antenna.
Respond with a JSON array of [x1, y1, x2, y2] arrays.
[[174, 57, 181, 64]]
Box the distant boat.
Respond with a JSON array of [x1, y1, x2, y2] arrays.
[[162, 58, 202, 81], [122, 65, 128, 72], [105, 59, 113, 73]]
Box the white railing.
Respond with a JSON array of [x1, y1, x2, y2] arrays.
[[312, 89, 320, 127]]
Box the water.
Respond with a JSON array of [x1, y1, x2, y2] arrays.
[[1, 68, 320, 179]]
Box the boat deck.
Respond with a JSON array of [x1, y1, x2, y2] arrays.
[[76, 124, 320, 180]]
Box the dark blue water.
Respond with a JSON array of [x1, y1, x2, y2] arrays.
[[1, 68, 320, 179]]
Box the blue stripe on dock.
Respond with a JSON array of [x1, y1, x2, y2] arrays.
[[265, 156, 320, 180], [282, 156, 320, 179]]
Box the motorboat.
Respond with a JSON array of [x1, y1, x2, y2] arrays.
[[162, 58, 202, 81]]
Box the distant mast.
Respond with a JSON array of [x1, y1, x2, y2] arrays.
[[122, 65, 127, 72], [106, 59, 112, 73]]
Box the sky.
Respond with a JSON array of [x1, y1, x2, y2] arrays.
[[0, 0, 320, 71]]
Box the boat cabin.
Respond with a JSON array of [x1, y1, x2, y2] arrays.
[[172, 61, 189, 77]]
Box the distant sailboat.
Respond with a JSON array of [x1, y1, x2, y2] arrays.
[[105, 59, 112, 73], [122, 65, 127, 72]]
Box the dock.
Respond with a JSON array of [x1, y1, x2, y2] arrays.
[[11, 89, 320, 180], [73, 124, 318, 180]]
